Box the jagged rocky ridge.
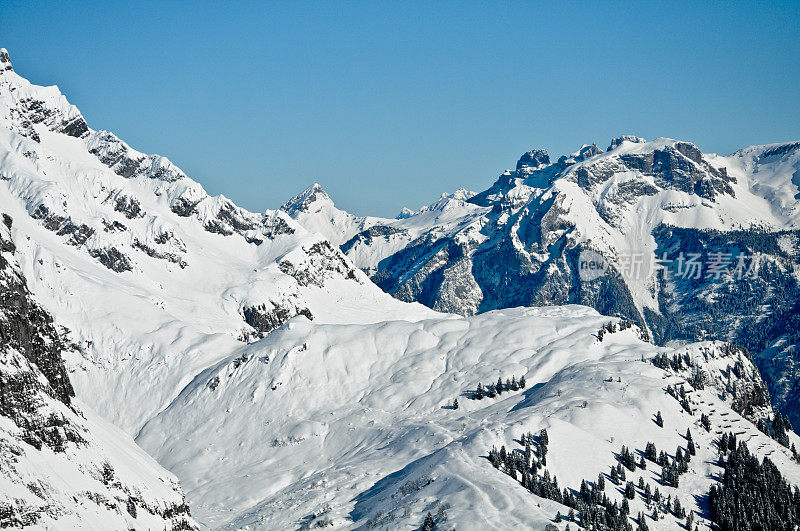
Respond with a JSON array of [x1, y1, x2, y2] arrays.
[[0, 214, 197, 529], [283, 137, 800, 428]]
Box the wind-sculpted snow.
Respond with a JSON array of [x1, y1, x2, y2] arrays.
[[136, 307, 800, 529]]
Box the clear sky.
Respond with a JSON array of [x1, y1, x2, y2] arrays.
[[3, 1, 799, 217]]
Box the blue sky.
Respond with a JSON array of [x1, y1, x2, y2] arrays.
[[3, 1, 799, 216]]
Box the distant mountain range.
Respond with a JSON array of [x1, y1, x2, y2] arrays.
[[283, 136, 800, 430]]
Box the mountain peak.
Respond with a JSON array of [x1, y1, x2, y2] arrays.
[[0, 48, 12, 72], [516, 148, 550, 169], [281, 182, 334, 215], [607, 135, 646, 151]]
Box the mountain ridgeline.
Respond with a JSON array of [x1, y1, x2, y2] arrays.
[[283, 137, 800, 428]]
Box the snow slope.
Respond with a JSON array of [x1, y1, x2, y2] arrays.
[[0, 213, 197, 530], [136, 307, 800, 529]]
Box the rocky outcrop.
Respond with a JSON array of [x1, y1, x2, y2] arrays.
[[0, 214, 197, 529]]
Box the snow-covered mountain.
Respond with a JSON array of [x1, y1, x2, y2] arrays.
[[0, 213, 197, 529], [3, 46, 800, 530], [284, 137, 800, 429], [0, 49, 433, 435]]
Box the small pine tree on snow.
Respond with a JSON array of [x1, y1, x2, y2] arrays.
[[510, 376, 519, 391], [686, 427, 693, 442], [644, 483, 652, 505], [555, 511, 562, 522], [655, 411, 664, 427], [519, 375, 526, 389], [597, 473, 605, 491], [637, 512, 650, 531], [686, 511, 694, 529], [496, 376, 504, 394], [475, 383, 484, 400], [638, 476, 645, 489], [540, 429, 549, 447], [672, 497, 684, 518], [453, 398, 459, 410], [505, 378, 512, 391], [422, 512, 435, 531], [621, 497, 630, 515], [701, 413, 711, 431], [487, 384, 497, 398], [625, 481, 636, 499], [567, 508, 575, 521], [639, 455, 647, 469], [687, 439, 696, 456], [645, 442, 657, 462], [610, 466, 620, 485]]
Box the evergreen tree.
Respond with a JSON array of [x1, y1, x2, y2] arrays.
[[510, 376, 519, 391], [496, 376, 504, 394], [597, 473, 605, 491], [645, 442, 657, 461], [701, 412, 711, 431], [539, 428, 549, 447], [610, 466, 619, 485], [672, 497, 684, 518], [452, 398, 459, 410], [475, 383, 484, 400], [422, 512, 435, 531], [655, 411, 664, 427], [625, 481, 636, 499], [519, 375, 526, 389], [685, 427, 693, 442], [487, 384, 497, 398]]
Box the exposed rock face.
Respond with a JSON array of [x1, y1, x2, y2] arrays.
[[242, 302, 313, 339], [0, 48, 12, 72], [0, 216, 76, 441], [516, 148, 550, 169], [0, 214, 197, 529]]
